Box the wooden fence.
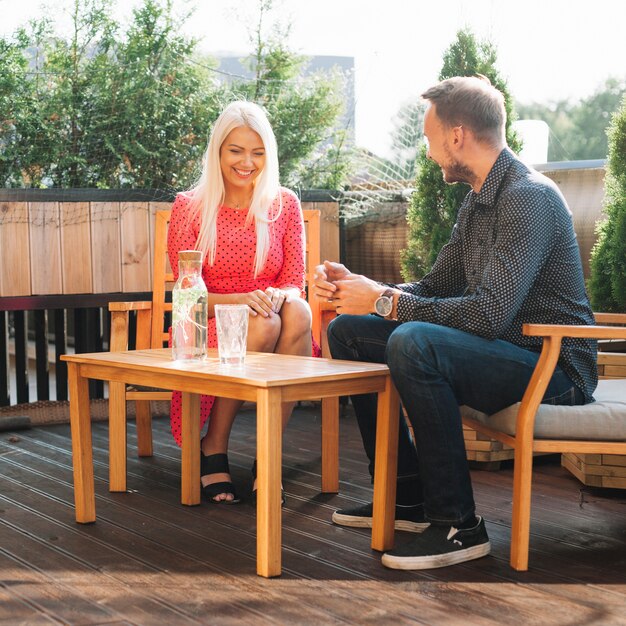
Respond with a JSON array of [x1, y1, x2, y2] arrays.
[[0, 189, 340, 407], [0, 190, 339, 298]]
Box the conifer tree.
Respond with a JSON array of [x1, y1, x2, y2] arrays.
[[400, 29, 521, 280], [588, 95, 626, 310]]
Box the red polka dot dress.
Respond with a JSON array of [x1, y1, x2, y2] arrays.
[[166, 187, 318, 445]]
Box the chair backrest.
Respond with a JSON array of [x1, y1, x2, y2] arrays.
[[148, 208, 323, 350]]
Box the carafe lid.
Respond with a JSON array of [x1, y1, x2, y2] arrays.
[[178, 250, 203, 262]]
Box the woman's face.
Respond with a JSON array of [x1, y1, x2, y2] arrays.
[[219, 125, 266, 192]]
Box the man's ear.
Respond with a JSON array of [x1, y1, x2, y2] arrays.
[[452, 125, 465, 147]]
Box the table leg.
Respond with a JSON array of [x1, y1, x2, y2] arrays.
[[371, 375, 400, 551], [181, 392, 201, 506], [256, 387, 283, 577], [68, 362, 96, 523], [108, 380, 127, 492], [321, 396, 339, 493]]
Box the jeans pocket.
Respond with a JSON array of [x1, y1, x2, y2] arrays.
[[543, 386, 576, 406]]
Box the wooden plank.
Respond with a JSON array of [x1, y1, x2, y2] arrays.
[[0, 201, 31, 296], [600, 476, 626, 488], [602, 365, 626, 378], [91, 202, 121, 293], [60, 202, 92, 294], [561, 454, 603, 487], [121, 201, 151, 291], [603, 454, 626, 467], [572, 453, 602, 465], [466, 449, 515, 462], [563, 452, 626, 477], [464, 439, 505, 452], [28, 202, 62, 295], [462, 426, 478, 439]]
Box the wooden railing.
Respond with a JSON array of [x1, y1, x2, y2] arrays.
[[0, 189, 340, 407]]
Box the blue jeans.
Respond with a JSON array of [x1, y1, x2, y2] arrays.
[[327, 315, 584, 526]]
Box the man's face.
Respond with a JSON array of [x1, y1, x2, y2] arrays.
[[423, 104, 474, 186]]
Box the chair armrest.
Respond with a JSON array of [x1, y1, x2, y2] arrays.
[[516, 321, 626, 443], [109, 301, 152, 312], [523, 323, 626, 340], [594, 312, 626, 325], [110, 302, 153, 351]]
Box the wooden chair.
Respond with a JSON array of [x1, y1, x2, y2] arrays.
[[108, 208, 339, 492], [460, 312, 626, 571]]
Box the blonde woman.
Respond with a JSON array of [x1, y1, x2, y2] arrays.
[[168, 101, 316, 504]]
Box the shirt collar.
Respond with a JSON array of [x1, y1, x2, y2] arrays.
[[473, 147, 515, 209]]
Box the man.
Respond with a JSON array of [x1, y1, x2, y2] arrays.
[[314, 76, 597, 570]]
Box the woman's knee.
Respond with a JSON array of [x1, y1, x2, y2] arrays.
[[248, 313, 281, 351], [279, 298, 312, 339]]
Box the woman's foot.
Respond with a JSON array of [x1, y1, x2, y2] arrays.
[[200, 452, 240, 504]]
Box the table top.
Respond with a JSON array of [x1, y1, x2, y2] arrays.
[[62, 348, 390, 388]]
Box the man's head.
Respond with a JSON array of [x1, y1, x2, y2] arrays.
[[422, 76, 506, 146], [421, 76, 506, 188]]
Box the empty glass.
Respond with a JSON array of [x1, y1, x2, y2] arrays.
[[214, 304, 249, 366]]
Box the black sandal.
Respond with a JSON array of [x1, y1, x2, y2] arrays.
[[200, 452, 240, 504], [251, 460, 285, 506]]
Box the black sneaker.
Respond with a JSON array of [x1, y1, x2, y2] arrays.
[[331, 502, 430, 533], [381, 516, 490, 570]]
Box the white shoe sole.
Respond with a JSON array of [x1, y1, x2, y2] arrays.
[[381, 541, 491, 570], [331, 511, 430, 533]]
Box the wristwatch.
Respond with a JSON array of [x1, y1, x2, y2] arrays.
[[374, 288, 394, 318]]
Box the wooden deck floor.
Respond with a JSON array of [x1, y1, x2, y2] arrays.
[[1, 403, 626, 625]]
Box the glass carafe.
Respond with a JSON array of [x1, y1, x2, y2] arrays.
[[172, 250, 208, 361]]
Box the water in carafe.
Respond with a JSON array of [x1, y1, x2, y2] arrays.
[[172, 250, 208, 360]]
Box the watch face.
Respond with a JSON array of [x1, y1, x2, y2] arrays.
[[375, 296, 393, 317]]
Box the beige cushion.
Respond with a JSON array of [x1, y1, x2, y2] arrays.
[[461, 378, 626, 441]]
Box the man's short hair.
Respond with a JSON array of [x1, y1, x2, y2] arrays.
[[421, 76, 506, 145]]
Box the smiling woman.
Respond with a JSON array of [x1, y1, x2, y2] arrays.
[[166, 100, 318, 505]]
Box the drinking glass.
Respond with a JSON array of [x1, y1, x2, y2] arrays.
[[214, 304, 249, 366]]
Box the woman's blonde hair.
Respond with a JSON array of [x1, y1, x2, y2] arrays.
[[189, 100, 281, 276]]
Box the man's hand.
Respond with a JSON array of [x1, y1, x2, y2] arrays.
[[332, 273, 386, 315], [313, 260, 350, 300]]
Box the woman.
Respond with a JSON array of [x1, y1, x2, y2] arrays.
[[167, 101, 315, 504]]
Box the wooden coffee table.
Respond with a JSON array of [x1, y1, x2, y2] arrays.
[[62, 348, 400, 577]]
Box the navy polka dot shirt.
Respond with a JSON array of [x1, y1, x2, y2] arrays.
[[394, 148, 597, 402]]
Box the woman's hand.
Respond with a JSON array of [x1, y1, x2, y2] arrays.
[[238, 290, 275, 317], [264, 286, 290, 313]]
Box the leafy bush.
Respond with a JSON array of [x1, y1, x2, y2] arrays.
[[0, 0, 348, 190]]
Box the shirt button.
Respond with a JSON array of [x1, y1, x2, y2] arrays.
[[472, 270, 477, 276]]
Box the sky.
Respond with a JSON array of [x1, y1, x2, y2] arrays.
[[1, 0, 625, 157]]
